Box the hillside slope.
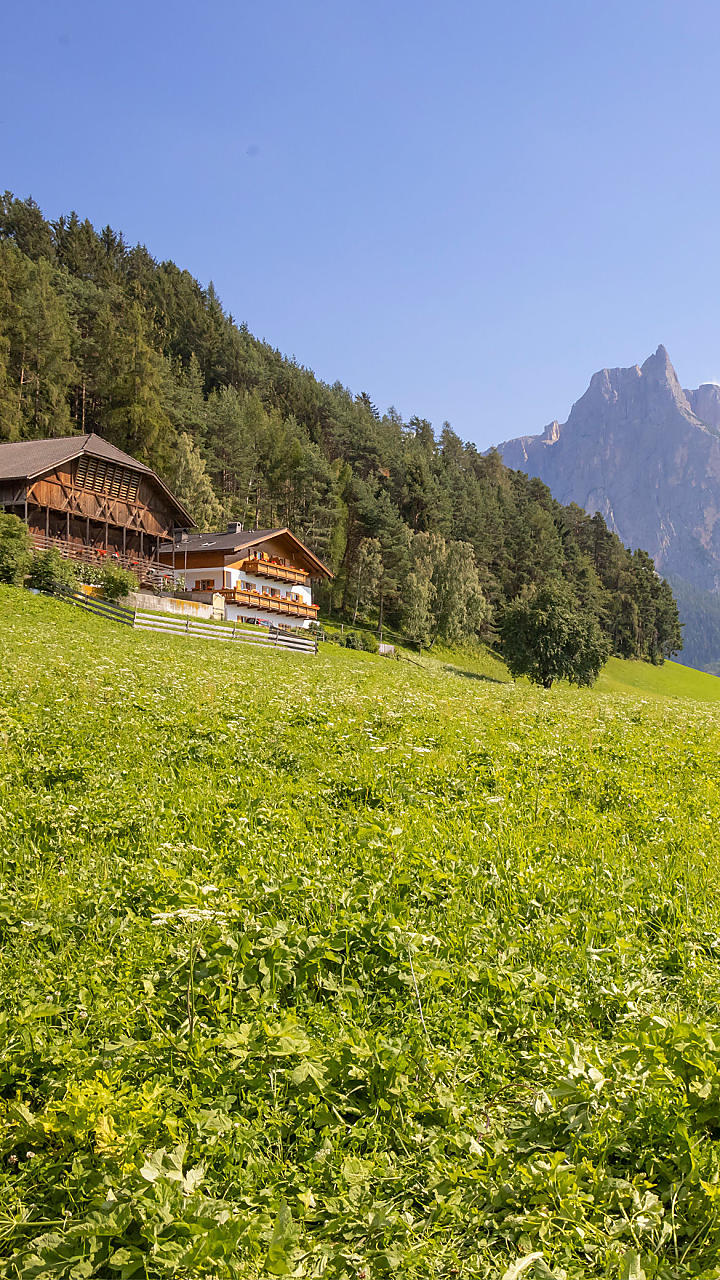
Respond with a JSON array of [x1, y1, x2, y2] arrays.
[[598, 654, 720, 699], [2, 587, 720, 1278], [0, 193, 681, 666], [427, 641, 720, 702]]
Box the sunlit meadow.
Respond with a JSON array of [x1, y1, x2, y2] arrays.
[[2, 587, 720, 1279]]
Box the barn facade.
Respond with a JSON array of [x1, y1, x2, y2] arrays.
[[0, 434, 193, 579]]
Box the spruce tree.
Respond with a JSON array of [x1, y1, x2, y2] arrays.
[[97, 302, 173, 466], [167, 432, 225, 531]]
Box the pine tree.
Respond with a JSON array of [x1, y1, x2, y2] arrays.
[[0, 192, 56, 260], [167, 432, 225, 530], [97, 301, 173, 466], [17, 257, 75, 437]]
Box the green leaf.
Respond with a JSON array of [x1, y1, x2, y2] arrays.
[[264, 1200, 298, 1276], [501, 1254, 543, 1280], [108, 1247, 146, 1277], [619, 1251, 647, 1280]]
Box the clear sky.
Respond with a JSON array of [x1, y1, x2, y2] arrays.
[[4, 0, 720, 446]]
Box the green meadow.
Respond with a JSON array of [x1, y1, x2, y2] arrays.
[[2, 586, 720, 1279]]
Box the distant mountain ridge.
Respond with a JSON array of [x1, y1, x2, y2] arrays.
[[496, 346, 720, 667]]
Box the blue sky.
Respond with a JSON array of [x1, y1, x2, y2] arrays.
[[4, 0, 720, 446]]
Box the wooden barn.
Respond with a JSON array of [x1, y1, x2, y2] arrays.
[[0, 434, 193, 579]]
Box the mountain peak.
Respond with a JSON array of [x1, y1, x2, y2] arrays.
[[640, 343, 676, 382], [495, 345, 720, 597]]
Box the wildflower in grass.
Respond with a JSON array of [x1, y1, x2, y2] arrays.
[[151, 908, 220, 925]]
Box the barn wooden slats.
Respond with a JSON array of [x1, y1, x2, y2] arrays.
[[75, 456, 140, 503]]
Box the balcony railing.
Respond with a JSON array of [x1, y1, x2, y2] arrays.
[[238, 557, 311, 586], [220, 586, 318, 619], [28, 532, 166, 584]]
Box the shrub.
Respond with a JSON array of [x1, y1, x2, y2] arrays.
[[78, 562, 105, 586], [100, 564, 138, 602], [341, 630, 379, 652], [28, 549, 79, 595], [0, 513, 33, 585], [358, 631, 379, 653]]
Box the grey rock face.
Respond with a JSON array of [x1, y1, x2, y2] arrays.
[[496, 346, 720, 594]]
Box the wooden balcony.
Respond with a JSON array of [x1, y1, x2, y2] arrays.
[[238, 557, 310, 586], [220, 586, 319, 619], [28, 532, 165, 584]]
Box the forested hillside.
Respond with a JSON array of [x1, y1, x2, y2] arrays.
[[0, 193, 681, 661]]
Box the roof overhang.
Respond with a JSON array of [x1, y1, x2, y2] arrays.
[[246, 528, 334, 579]]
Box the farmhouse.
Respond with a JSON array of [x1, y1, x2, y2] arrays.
[[159, 525, 333, 629], [0, 434, 193, 581]]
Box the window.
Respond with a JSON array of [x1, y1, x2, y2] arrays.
[[197, 578, 215, 591]]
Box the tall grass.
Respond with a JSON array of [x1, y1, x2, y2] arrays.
[[1, 587, 720, 1278]]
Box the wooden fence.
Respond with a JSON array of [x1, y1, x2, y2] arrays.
[[62, 592, 318, 654], [66, 592, 136, 627]]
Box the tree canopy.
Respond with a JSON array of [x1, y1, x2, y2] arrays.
[[500, 581, 611, 688]]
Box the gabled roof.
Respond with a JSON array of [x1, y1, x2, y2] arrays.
[[0, 433, 194, 526], [162, 527, 280, 555], [160, 526, 334, 578]]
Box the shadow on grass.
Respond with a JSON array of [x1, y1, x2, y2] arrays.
[[441, 663, 507, 685]]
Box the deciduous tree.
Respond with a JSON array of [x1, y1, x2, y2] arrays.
[[500, 581, 610, 688]]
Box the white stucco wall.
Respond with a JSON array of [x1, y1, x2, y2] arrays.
[[169, 562, 314, 626], [126, 592, 215, 619]]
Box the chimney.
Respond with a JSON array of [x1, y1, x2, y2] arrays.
[[227, 521, 244, 533]]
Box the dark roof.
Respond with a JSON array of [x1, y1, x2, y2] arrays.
[[0, 433, 156, 481], [0, 433, 194, 526], [160, 526, 333, 578], [160, 527, 280, 555]]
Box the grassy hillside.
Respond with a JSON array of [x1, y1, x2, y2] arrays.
[[2, 587, 720, 1278], [386, 634, 720, 703], [599, 655, 720, 700]]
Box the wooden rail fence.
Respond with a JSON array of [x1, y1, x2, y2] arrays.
[[62, 592, 318, 654]]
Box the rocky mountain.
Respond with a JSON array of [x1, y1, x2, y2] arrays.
[[496, 346, 720, 668]]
